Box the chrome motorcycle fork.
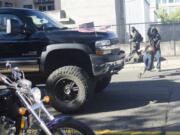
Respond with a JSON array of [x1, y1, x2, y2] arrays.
[[41, 103, 54, 121], [16, 91, 53, 135]]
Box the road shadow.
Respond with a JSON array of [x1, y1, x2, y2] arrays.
[[74, 78, 180, 131], [80, 79, 176, 115], [43, 68, 180, 131]]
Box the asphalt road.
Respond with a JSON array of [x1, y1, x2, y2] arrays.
[[46, 67, 180, 134]]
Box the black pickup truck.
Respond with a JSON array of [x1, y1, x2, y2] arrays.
[[0, 8, 125, 113]]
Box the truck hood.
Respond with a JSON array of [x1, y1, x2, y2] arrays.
[[45, 30, 119, 47]]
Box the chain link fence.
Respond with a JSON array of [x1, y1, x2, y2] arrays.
[[66, 22, 180, 56], [126, 22, 180, 56], [126, 22, 180, 42]]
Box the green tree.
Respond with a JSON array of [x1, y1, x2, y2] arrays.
[[156, 8, 169, 22], [156, 8, 180, 22]]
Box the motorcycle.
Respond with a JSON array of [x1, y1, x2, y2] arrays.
[[0, 62, 95, 135]]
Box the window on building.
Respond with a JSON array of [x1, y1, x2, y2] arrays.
[[161, 0, 166, 3], [35, 0, 53, 4], [39, 6, 47, 11], [23, 5, 33, 9], [0, 1, 2, 7], [47, 5, 54, 11], [169, 0, 174, 3], [4, 2, 13, 7]]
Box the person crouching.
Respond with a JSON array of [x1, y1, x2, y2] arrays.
[[139, 45, 155, 78]]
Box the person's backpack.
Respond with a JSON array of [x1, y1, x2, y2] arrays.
[[138, 33, 143, 42]]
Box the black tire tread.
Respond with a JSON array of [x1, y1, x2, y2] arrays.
[[46, 66, 93, 113]]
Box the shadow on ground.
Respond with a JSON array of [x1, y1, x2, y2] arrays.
[[47, 68, 180, 131], [77, 68, 180, 130], [78, 79, 180, 130], [82, 79, 176, 114]]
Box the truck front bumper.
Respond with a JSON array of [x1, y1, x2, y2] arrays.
[[90, 50, 125, 76]]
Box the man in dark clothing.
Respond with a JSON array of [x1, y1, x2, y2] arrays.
[[147, 26, 154, 45], [151, 27, 161, 72], [129, 27, 143, 54], [126, 27, 143, 62]]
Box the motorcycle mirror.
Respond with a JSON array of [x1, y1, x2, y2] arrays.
[[6, 61, 11, 69], [12, 67, 25, 80]]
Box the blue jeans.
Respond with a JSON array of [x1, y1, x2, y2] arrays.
[[154, 50, 161, 69], [143, 53, 153, 71]]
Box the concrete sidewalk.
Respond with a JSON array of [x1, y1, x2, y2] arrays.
[[124, 56, 180, 71]]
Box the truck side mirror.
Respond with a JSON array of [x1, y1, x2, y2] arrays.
[[6, 19, 22, 35], [23, 23, 33, 35]]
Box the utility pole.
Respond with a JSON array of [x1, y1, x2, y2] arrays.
[[54, 0, 61, 10], [115, 0, 126, 43]]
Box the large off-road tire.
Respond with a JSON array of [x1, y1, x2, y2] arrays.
[[46, 66, 93, 113], [40, 119, 95, 135], [95, 75, 111, 93]]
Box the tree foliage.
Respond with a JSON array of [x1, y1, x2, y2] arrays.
[[156, 8, 180, 22]]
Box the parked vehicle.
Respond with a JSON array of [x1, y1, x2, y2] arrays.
[[0, 62, 95, 135], [0, 8, 125, 113]]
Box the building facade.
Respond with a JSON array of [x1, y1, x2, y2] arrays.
[[0, 0, 61, 11], [0, 0, 16, 7], [158, 0, 180, 13], [60, 0, 116, 26]]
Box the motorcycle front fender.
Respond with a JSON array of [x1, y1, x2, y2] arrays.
[[47, 115, 72, 130]]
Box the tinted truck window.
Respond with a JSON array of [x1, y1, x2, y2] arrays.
[[0, 14, 22, 35]]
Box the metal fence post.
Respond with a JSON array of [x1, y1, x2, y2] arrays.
[[173, 23, 176, 56], [128, 24, 132, 52]]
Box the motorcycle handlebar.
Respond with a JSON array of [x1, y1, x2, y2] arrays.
[[0, 62, 24, 88], [0, 73, 15, 88]]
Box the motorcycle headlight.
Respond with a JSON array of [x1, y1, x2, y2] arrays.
[[31, 87, 41, 102], [95, 40, 111, 48]]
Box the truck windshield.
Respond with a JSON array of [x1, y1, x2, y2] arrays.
[[27, 11, 66, 31]]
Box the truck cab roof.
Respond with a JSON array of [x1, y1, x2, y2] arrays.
[[0, 8, 40, 15]]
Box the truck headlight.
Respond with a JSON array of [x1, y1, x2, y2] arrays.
[[95, 40, 111, 56], [95, 40, 111, 47], [31, 87, 41, 102]]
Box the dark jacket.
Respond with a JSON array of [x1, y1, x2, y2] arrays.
[[130, 31, 143, 43], [152, 33, 161, 51], [147, 27, 153, 41]]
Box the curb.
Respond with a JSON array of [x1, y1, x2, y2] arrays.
[[124, 58, 180, 70], [95, 130, 180, 135]]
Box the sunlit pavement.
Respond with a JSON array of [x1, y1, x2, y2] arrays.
[[47, 66, 180, 135]]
